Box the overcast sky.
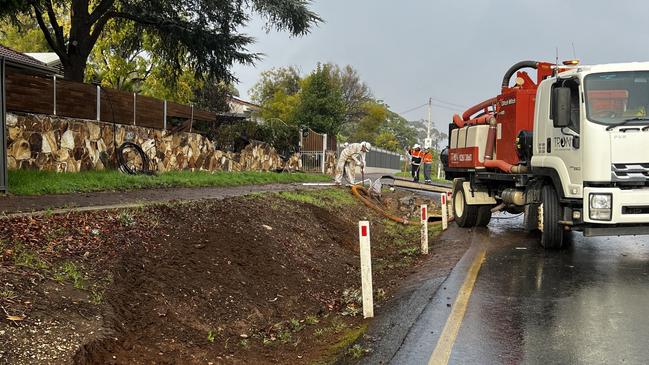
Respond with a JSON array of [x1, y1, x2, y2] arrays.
[[232, 0, 649, 132]]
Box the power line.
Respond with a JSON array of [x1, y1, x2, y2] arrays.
[[398, 103, 428, 115], [399, 99, 466, 116], [429, 97, 467, 109]]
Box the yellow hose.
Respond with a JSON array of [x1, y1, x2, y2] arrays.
[[350, 185, 453, 226]]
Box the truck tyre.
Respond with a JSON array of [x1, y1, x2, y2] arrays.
[[476, 206, 492, 227], [540, 184, 565, 249], [453, 181, 478, 227], [524, 203, 540, 232]]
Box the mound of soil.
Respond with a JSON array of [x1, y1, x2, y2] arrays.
[[0, 189, 464, 364]]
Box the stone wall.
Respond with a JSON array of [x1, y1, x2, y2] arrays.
[[5, 113, 319, 174]]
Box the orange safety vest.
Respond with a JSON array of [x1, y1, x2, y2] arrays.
[[409, 149, 423, 165], [423, 153, 433, 164]]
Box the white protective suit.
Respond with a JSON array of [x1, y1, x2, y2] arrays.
[[335, 143, 366, 184]]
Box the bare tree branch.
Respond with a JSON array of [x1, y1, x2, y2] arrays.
[[89, 0, 115, 24], [29, 3, 67, 62], [44, 0, 65, 50]]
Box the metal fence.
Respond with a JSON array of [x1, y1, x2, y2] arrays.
[[337, 144, 402, 171]]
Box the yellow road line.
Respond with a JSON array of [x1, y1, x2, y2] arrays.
[[428, 249, 486, 365]]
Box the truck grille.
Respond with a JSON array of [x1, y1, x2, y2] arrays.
[[611, 163, 649, 182]]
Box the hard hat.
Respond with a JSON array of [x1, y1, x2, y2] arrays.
[[342, 142, 349, 148], [413, 143, 421, 149], [361, 141, 372, 151]]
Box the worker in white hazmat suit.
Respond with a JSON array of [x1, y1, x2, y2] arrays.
[[335, 142, 371, 185]]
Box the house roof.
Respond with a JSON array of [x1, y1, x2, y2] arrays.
[[228, 96, 260, 109], [24, 52, 61, 65], [0, 45, 55, 73]]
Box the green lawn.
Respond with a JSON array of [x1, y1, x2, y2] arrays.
[[394, 171, 449, 183], [7, 170, 331, 196]]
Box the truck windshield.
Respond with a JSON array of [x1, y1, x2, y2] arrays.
[[584, 71, 649, 125]]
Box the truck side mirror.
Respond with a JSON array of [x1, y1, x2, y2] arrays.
[[552, 87, 571, 128]]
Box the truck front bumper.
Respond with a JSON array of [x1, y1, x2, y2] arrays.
[[583, 186, 649, 227]]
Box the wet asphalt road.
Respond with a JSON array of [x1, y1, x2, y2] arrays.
[[390, 215, 649, 365]]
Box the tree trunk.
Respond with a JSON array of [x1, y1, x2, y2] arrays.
[[63, 53, 89, 82]]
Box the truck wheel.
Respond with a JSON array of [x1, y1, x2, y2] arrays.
[[453, 182, 478, 227], [540, 185, 565, 249], [476, 206, 492, 227], [524, 203, 540, 232]]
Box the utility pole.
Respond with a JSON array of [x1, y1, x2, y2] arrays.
[[425, 97, 432, 148]]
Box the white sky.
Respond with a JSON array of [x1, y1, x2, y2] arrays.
[[231, 0, 649, 132]]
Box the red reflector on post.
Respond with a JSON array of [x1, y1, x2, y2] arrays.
[[442, 194, 446, 205], [361, 225, 368, 237], [421, 207, 427, 221]]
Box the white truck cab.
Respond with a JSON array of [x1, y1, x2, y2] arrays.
[[533, 63, 649, 237]]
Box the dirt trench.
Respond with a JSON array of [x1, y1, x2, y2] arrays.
[[1, 190, 459, 364]]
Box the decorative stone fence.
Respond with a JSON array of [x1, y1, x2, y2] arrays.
[[5, 113, 335, 174]]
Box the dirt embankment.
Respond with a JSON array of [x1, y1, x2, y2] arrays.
[[0, 189, 462, 364]]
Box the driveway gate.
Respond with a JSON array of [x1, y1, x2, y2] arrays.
[[300, 128, 336, 173]]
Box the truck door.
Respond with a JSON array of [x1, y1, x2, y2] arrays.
[[550, 78, 583, 198]]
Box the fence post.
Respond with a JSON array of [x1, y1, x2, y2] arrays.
[[421, 204, 429, 254], [163, 100, 167, 130], [321, 133, 327, 174], [190, 104, 194, 133], [1, 58, 7, 193], [52, 75, 57, 116], [133, 92, 137, 125], [358, 221, 374, 318], [96, 85, 101, 121]]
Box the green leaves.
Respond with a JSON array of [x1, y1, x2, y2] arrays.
[[1, 0, 321, 83], [293, 63, 347, 135]]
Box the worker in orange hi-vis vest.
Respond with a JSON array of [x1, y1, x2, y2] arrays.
[[422, 147, 434, 184], [406, 144, 423, 182]]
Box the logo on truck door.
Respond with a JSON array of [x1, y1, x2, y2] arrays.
[[553, 136, 574, 150]]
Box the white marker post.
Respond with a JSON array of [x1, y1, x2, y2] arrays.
[[441, 193, 448, 230], [358, 221, 374, 318], [421, 205, 429, 255]]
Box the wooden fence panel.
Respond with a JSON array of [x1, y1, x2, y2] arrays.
[[192, 109, 217, 122], [167, 101, 192, 119], [5, 69, 53, 115], [100, 89, 134, 125], [135, 95, 164, 129], [56, 78, 96, 120]]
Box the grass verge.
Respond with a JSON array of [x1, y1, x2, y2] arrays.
[[394, 171, 449, 183], [277, 188, 355, 208], [7, 170, 331, 196]]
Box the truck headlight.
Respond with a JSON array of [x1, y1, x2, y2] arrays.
[[589, 193, 612, 221]]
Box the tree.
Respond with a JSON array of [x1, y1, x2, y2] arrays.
[[382, 112, 418, 149], [249, 66, 302, 123], [0, 14, 50, 52], [331, 64, 372, 124], [249, 66, 301, 105], [374, 131, 401, 152], [0, 0, 321, 82], [292, 63, 346, 135], [349, 101, 388, 143]]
